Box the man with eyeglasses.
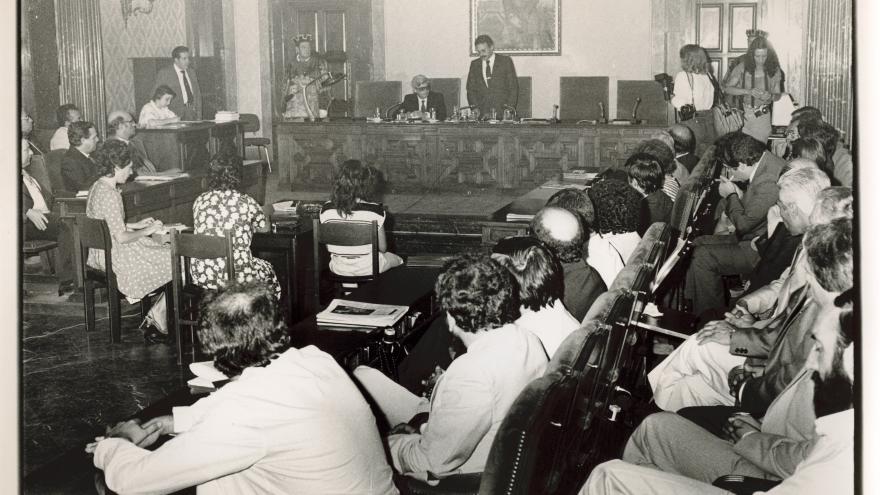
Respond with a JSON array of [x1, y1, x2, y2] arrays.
[[401, 75, 447, 121], [106, 110, 158, 176]]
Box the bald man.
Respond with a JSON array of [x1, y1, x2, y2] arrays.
[[531, 206, 607, 322], [106, 110, 157, 175], [669, 124, 699, 173]]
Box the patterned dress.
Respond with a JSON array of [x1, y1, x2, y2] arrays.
[[86, 179, 172, 299], [282, 55, 329, 120], [191, 189, 281, 298]]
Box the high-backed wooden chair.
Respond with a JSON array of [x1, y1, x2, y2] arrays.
[[169, 230, 235, 365], [354, 81, 402, 118], [77, 217, 150, 343], [44, 149, 68, 196], [559, 76, 609, 122], [516, 76, 532, 118], [616, 80, 670, 125], [428, 78, 462, 119], [312, 219, 379, 311]]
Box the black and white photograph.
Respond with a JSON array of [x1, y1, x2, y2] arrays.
[[9, 0, 878, 493]]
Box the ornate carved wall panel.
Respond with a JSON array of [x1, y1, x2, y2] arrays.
[[273, 122, 669, 190]]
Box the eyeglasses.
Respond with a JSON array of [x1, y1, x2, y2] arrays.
[[415, 86, 430, 91]]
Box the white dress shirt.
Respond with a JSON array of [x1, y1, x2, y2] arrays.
[[49, 127, 69, 150], [174, 66, 193, 104], [94, 346, 398, 495], [388, 322, 548, 481], [671, 71, 715, 111], [516, 299, 581, 358], [22, 172, 50, 213], [482, 54, 496, 86], [419, 97, 429, 112], [588, 231, 642, 287]]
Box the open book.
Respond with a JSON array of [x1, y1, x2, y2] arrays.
[[316, 299, 408, 328]]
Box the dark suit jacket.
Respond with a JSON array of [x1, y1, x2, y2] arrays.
[[676, 153, 699, 173], [466, 54, 518, 116], [152, 64, 202, 120], [638, 191, 673, 236], [402, 92, 447, 121], [61, 148, 100, 193], [562, 259, 607, 322], [723, 151, 785, 240], [107, 136, 157, 175], [744, 225, 803, 294]]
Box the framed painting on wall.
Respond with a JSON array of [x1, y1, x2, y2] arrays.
[[696, 4, 723, 52], [470, 0, 561, 55], [729, 3, 757, 52]]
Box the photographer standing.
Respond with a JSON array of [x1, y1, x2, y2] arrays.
[[672, 44, 717, 157]]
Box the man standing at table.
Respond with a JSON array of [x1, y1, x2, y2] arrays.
[[153, 46, 202, 121], [466, 34, 518, 118]]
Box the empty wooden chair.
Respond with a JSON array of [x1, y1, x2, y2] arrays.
[[239, 113, 272, 172]]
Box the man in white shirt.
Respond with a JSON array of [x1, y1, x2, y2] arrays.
[[49, 103, 81, 151], [354, 253, 548, 483], [88, 282, 398, 495], [493, 239, 580, 358], [152, 45, 202, 120], [465, 34, 519, 117], [579, 289, 855, 495]]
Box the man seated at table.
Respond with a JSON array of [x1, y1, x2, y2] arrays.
[[49, 103, 81, 151], [353, 253, 548, 483], [493, 239, 580, 358], [61, 121, 101, 193], [106, 110, 158, 176], [531, 206, 606, 322], [88, 281, 399, 494], [400, 74, 447, 121], [580, 289, 854, 494], [22, 138, 76, 295]]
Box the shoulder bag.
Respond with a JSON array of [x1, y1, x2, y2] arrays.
[[709, 71, 743, 135]]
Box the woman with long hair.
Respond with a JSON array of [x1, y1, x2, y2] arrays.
[[723, 36, 783, 143], [85, 139, 172, 343], [191, 150, 281, 299], [319, 160, 404, 276], [672, 44, 717, 157]]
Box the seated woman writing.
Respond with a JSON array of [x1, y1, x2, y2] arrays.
[[319, 160, 403, 276], [191, 151, 281, 299], [138, 85, 180, 128], [86, 140, 172, 343]]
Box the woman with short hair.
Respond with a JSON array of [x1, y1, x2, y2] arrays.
[[319, 160, 403, 276], [138, 85, 180, 128], [86, 139, 172, 342], [191, 151, 281, 299]]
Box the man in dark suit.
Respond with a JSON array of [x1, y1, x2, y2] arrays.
[[106, 110, 158, 176], [683, 132, 789, 315], [466, 34, 518, 118], [61, 121, 101, 193], [152, 45, 202, 120], [400, 75, 447, 121], [22, 138, 76, 294]]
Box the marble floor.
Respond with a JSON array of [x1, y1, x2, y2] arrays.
[[22, 312, 187, 476]]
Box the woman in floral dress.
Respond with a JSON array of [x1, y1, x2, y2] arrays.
[[191, 152, 281, 298], [86, 140, 172, 342]]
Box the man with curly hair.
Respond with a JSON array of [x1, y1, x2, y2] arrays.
[[587, 178, 644, 287], [89, 282, 398, 494], [531, 206, 606, 322], [354, 253, 547, 483]]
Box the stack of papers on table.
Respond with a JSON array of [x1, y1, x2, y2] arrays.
[[272, 200, 299, 214], [76, 190, 89, 198], [214, 111, 240, 123], [135, 172, 190, 182], [505, 213, 535, 222], [317, 299, 408, 329], [187, 361, 228, 390], [563, 169, 597, 181]]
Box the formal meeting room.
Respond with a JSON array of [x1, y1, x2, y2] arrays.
[[16, 0, 868, 492]]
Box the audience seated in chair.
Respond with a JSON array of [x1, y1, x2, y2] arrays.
[[587, 179, 643, 288], [670, 124, 700, 174], [627, 153, 673, 236], [684, 132, 785, 315], [87, 281, 399, 494], [650, 213, 852, 419], [531, 206, 606, 322], [353, 253, 548, 483], [21, 138, 76, 295], [580, 289, 854, 494], [796, 120, 853, 188], [493, 239, 581, 358], [319, 159, 403, 276], [49, 103, 81, 151], [61, 121, 101, 193], [630, 137, 685, 201]]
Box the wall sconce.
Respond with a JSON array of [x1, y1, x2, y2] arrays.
[[121, 0, 156, 27]]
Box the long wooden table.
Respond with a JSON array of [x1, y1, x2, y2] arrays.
[[273, 121, 667, 189]]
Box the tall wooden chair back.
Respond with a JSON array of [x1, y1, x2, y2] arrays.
[[44, 149, 67, 196], [312, 218, 379, 312], [169, 229, 235, 365], [78, 217, 123, 343]]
